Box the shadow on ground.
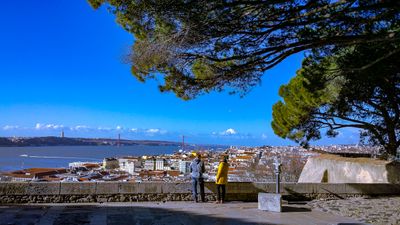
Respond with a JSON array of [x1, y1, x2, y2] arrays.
[[0, 205, 278, 225], [282, 206, 311, 212]]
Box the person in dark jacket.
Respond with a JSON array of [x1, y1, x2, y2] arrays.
[[190, 152, 205, 202]]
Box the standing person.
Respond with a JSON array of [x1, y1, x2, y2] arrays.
[[215, 156, 229, 204], [190, 152, 205, 202]]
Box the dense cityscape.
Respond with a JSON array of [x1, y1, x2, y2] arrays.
[[0, 144, 378, 183]]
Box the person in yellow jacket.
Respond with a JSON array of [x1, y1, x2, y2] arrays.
[[215, 156, 229, 204]]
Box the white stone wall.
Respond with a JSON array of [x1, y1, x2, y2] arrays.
[[298, 155, 400, 183]]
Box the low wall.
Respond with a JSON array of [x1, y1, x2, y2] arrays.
[[0, 182, 399, 204], [299, 155, 400, 183]]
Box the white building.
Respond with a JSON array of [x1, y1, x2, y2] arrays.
[[144, 159, 155, 170], [179, 161, 191, 174], [120, 161, 135, 174], [118, 157, 141, 174], [155, 159, 165, 170]]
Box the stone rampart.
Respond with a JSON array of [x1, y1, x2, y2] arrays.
[[298, 155, 400, 183], [0, 182, 399, 204]]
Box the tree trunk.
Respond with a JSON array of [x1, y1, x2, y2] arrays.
[[386, 142, 398, 158]]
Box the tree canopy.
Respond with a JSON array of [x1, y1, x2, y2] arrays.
[[88, 0, 400, 99], [271, 42, 400, 157]]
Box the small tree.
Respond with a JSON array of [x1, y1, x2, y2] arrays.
[[272, 43, 400, 158]]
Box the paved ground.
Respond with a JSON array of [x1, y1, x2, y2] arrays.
[[308, 197, 400, 225], [0, 202, 364, 225]]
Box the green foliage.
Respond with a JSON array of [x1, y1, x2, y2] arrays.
[[87, 0, 400, 99], [272, 59, 342, 146], [192, 59, 214, 81], [272, 43, 400, 157], [87, 0, 104, 9]]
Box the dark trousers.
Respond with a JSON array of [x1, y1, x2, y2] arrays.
[[191, 177, 205, 202], [217, 184, 226, 202]]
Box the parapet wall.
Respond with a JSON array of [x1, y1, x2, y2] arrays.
[[0, 182, 399, 204], [298, 155, 400, 183]]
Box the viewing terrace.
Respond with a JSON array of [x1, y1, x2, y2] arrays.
[[1, 181, 399, 224]]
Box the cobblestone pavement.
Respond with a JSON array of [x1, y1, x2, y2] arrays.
[[0, 202, 362, 225], [307, 196, 400, 225]]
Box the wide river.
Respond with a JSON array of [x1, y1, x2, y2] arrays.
[[0, 145, 179, 172]]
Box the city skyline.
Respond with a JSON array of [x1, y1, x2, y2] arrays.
[[0, 1, 360, 146]]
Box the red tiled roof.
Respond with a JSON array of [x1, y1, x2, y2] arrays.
[[83, 163, 100, 168], [19, 168, 67, 174]]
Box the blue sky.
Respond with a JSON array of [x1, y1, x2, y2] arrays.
[[0, 1, 360, 146]]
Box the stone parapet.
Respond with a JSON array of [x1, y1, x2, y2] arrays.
[[0, 182, 399, 204], [298, 155, 400, 183]]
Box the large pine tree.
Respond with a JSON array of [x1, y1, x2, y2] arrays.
[[88, 0, 399, 99], [272, 43, 400, 157]]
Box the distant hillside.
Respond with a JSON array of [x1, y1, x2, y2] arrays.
[[0, 137, 179, 147]]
